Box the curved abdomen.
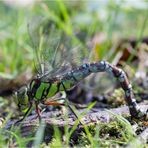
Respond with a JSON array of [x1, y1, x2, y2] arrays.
[[62, 60, 143, 118]]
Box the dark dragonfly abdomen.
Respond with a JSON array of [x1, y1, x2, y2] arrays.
[[61, 63, 91, 89], [61, 61, 144, 118]]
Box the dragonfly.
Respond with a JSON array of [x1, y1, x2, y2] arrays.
[[15, 17, 147, 123]]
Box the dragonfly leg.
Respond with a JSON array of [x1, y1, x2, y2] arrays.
[[15, 102, 33, 124], [35, 101, 41, 122], [67, 100, 83, 125], [43, 100, 65, 106], [61, 82, 83, 126]]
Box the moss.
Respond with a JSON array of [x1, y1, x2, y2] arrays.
[[107, 88, 126, 107]]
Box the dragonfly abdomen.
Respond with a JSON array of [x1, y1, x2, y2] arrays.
[[61, 61, 144, 118], [61, 61, 111, 89], [61, 63, 91, 89]]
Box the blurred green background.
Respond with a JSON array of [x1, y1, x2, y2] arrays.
[[0, 0, 148, 147], [0, 0, 148, 79]]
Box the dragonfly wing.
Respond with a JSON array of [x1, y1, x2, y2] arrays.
[[28, 17, 90, 80], [28, 17, 63, 75]]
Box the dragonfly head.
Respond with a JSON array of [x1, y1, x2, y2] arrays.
[[14, 86, 29, 112]]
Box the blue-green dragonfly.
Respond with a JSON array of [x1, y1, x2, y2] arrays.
[[15, 18, 147, 123]]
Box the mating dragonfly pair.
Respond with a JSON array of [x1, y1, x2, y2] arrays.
[[15, 18, 147, 123]]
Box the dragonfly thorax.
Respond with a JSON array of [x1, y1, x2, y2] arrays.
[[28, 77, 62, 101]]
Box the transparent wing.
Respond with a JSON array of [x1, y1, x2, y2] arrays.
[[28, 17, 62, 75], [28, 17, 90, 81]]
